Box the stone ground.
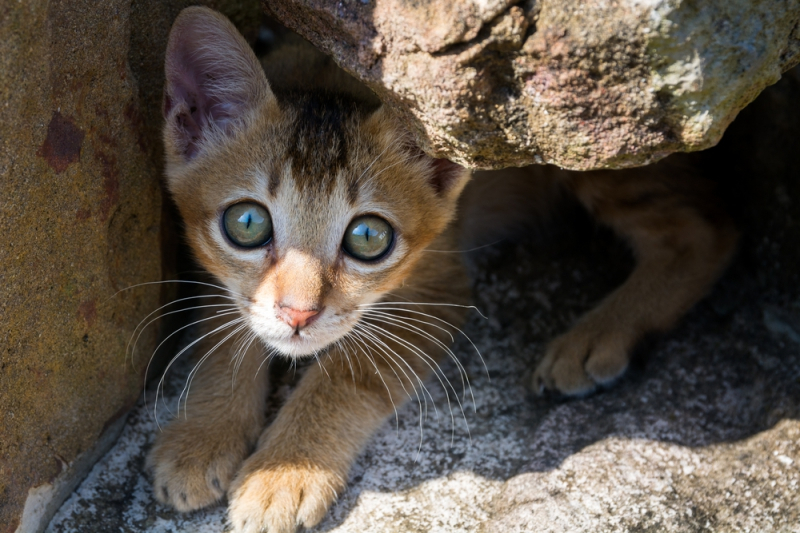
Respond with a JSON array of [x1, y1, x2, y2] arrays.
[[45, 215, 800, 532]]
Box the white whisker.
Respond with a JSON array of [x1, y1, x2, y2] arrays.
[[128, 299, 237, 369], [357, 320, 463, 437], [181, 323, 250, 416], [422, 240, 505, 254], [352, 324, 430, 410], [255, 345, 279, 379], [148, 314, 244, 429], [360, 305, 488, 379], [106, 279, 244, 302], [352, 323, 434, 446], [356, 143, 392, 185], [346, 330, 400, 429], [359, 301, 488, 320], [361, 311, 476, 410]]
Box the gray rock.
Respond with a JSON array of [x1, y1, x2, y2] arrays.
[[264, 0, 800, 170]]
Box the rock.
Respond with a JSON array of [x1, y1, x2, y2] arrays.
[[45, 66, 800, 533], [0, 1, 259, 532], [263, 0, 800, 170]]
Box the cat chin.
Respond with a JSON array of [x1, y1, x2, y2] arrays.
[[264, 335, 338, 359]]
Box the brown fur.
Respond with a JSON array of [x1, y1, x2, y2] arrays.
[[466, 159, 738, 395], [147, 7, 737, 532]]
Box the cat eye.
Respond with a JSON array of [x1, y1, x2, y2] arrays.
[[222, 202, 273, 248], [342, 215, 394, 261]]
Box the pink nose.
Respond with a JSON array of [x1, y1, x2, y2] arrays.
[[277, 305, 321, 330]]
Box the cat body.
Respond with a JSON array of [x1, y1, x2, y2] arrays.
[[147, 7, 737, 532], [149, 8, 470, 532]]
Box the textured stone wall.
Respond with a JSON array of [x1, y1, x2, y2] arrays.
[[263, 0, 800, 170], [0, 1, 259, 532]]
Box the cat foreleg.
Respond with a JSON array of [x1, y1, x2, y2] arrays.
[[227, 287, 469, 532], [146, 312, 270, 512]]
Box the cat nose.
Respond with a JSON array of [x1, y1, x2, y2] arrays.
[[277, 305, 321, 330]]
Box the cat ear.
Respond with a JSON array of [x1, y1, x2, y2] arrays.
[[163, 6, 272, 160], [427, 158, 470, 199]]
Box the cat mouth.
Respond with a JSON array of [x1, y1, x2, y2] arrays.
[[267, 330, 341, 358], [244, 308, 360, 359], [243, 304, 360, 359]]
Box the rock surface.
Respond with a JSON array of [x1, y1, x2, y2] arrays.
[[45, 68, 800, 532], [263, 0, 800, 170], [0, 1, 259, 532]]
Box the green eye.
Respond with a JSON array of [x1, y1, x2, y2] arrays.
[[342, 215, 394, 261], [223, 202, 273, 248]]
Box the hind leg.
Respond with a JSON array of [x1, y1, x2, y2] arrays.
[[533, 158, 738, 395]]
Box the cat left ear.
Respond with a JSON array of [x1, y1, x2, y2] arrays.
[[163, 7, 273, 160], [427, 158, 470, 199]]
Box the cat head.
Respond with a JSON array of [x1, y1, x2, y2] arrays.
[[162, 7, 469, 357]]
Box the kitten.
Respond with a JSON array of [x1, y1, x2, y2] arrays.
[[146, 7, 738, 533], [148, 7, 470, 533]]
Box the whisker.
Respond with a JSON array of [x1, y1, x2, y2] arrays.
[[363, 153, 418, 185], [360, 311, 476, 410], [106, 279, 245, 303], [127, 299, 237, 369], [356, 143, 393, 185], [362, 309, 454, 342], [143, 309, 241, 401], [148, 314, 244, 429], [332, 338, 357, 390], [352, 323, 434, 444], [180, 323, 250, 417], [352, 324, 430, 411], [313, 349, 332, 380], [346, 329, 401, 429], [357, 321, 463, 437], [230, 329, 257, 386], [360, 305, 488, 379], [255, 345, 279, 379], [359, 301, 488, 320], [422, 239, 505, 254], [353, 324, 440, 456]]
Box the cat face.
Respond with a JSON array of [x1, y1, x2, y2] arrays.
[[161, 8, 469, 357]]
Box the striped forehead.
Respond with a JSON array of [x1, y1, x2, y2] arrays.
[[268, 93, 365, 201]]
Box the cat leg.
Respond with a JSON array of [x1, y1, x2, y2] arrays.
[[227, 260, 470, 532], [533, 161, 738, 395], [146, 310, 269, 512]]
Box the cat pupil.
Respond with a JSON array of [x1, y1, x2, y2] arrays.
[[355, 223, 372, 241], [238, 211, 263, 231]]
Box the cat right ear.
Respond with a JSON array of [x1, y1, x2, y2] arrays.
[[163, 7, 273, 161]]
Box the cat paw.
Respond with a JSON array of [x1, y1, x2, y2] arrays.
[[532, 321, 632, 396], [146, 422, 251, 512], [228, 452, 344, 533]]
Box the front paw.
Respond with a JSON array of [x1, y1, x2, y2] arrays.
[[532, 319, 633, 396], [146, 420, 251, 512], [228, 451, 344, 533]]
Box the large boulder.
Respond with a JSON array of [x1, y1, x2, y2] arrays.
[[263, 0, 800, 170], [0, 1, 259, 532]]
